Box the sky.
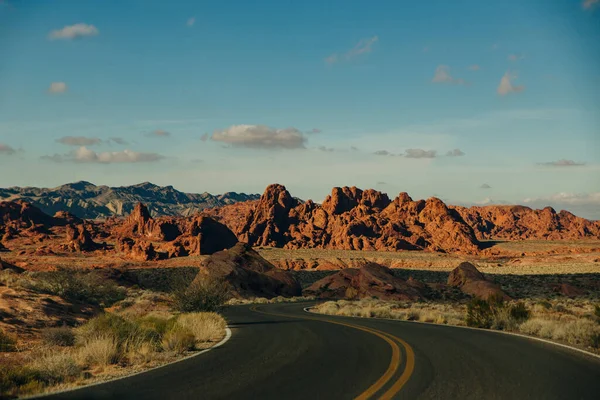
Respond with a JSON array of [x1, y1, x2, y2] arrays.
[[0, 0, 599, 218]]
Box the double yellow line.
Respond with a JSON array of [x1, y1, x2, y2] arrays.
[[249, 305, 415, 400]]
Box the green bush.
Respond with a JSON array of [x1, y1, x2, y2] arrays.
[[466, 298, 494, 328], [172, 276, 230, 313], [161, 328, 196, 353], [0, 365, 43, 397], [136, 315, 177, 336], [42, 327, 75, 347], [466, 297, 530, 330], [76, 313, 159, 346], [0, 329, 17, 352], [594, 305, 600, 321], [509, 302, 530, 322], [33, 269, 126, 307]]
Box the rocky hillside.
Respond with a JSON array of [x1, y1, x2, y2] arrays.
[[451, 205, 600, 241], [206, 184, 600, 253], [0, 181, 259, 219], [206, 184, 482, 254]]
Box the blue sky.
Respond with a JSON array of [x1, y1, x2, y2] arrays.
[[0, 0, 599, 218]]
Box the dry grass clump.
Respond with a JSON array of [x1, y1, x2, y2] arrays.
[[0, 328, 18, 352], [314, 299, 465, 326], [175, 312, 226, 344], [1, 310, 227, 397], [42, 327, 76, 347], [226, 295, 315, 306], [313, 297, 600, 352]]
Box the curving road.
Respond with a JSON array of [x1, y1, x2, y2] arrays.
[[43, 302, 600, 400]]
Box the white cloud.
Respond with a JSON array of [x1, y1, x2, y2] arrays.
[[583, 0, 599, 10], [200, 133, 209, 142], [325, 36, 378, 65], [404, 149, 437, 158], [307, 128, 322, 134], [48, 23, 99, 40], [468, 65, 480, 71], [446, 149, 465, 157], [538, 159, 586, 167], [431, 65, 466, 85], [187, 17, 196, 27], [480, 183, 492, 189], [523, 192, 600, 219], [497, 71, 524, 95], [317, 146, 334, 152], [48, 82, 67, 94], [374, 150, 393, 156], [42, 147, 164, 164], [146, 129, 171, 137], [508, 53, 524, 61], [56, 136, 102, 146], [211, 125, 307, 149], [0, 143, 16, 155], [110, 137, 128, 145]]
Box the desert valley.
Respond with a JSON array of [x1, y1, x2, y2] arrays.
[[1, 182, 599, 397]]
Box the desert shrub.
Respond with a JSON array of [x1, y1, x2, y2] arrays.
[[509, 302, 530, 322], [42, 327, 75, 347], [594, 305, 600, 321], [466, 298, 494, 328], [76, 335, 120, 367], [136, 315, 177, 337], [172, 276, 230, 313], [161, 328, 196, 353], [33, 268, 126, 307], [175, 312, 226, 343], [0, 329, 17, 352], [29, 352, 81, 384], [537, 300, 552, 310], [76, 313, 158, 346], [0, 365, 43, 397]]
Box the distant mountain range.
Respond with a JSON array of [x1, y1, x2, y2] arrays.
[[0, 181, 260, 219]]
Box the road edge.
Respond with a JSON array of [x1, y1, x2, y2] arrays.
[[303, 307, 600, 362], [26, 326, 233, 399]]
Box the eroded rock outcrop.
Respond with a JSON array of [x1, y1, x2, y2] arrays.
[[304, 263, 425, 301], [447, 262, 509, 300], [452, 205, 600, 241], [208, 185, 481, 254], [198, 242, 301, 298], [115, 203, 180, 241], [64, 224, 102, 252], [177, 216, 238, 255], [117, 237, 166, 261]]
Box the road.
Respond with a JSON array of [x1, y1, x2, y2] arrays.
[[44, 302, 600, 400]]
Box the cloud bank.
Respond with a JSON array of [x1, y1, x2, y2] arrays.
[[48, 23, 99, 40], [211, 125, 307, 149]]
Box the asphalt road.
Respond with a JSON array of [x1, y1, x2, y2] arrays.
[[43, 302, 600, 400]]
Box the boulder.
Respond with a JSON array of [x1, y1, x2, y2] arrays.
[[447, 262, 509, 300], [199, 242, 301, 298], [304, 263, 425, 301]]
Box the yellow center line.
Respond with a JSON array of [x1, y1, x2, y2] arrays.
[[248, 305, 415, 400]]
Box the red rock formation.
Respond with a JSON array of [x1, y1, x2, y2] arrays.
[[209, 185, 481, 254], [447, 262, 509, 300], [199, 242, 301, 298], [117, 237, 165, 261], [64, 224, 102, 252], [177, 216, 238, 255], [452, 205, 600, 241], [304, 263, 425, 300], [115, 203, 181, 241], [0, 200, 57, 235]]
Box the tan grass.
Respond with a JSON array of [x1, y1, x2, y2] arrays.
[[175, 312, 226, 344], [75, 335, 120, 367]]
